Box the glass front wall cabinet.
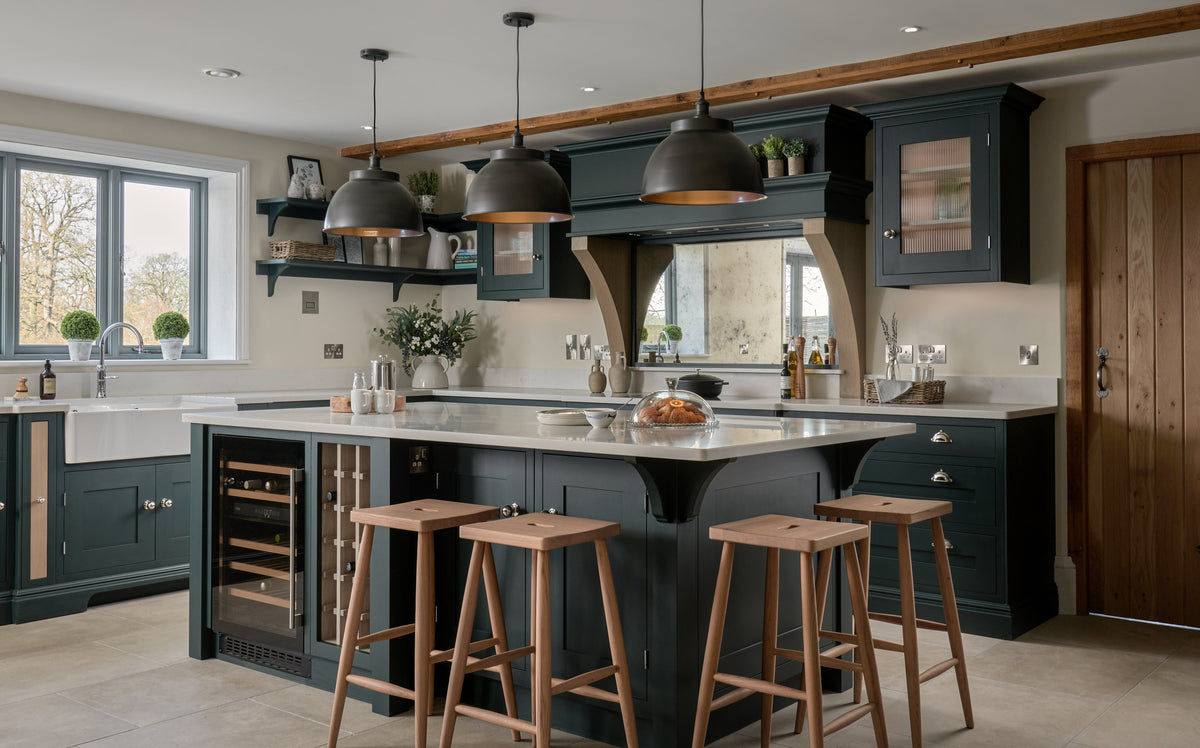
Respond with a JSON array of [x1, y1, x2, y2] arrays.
[[861, 84, 1042, 286]]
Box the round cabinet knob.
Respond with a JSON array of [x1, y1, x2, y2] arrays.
[[0, 501, 5, 511], [500, 502, 521, 518], [930, 429, 953, 444], [546, 508, 558, 515], [35, 496, 46, 504], [159, 498, 173, 509], [930, 469, 954, 484], [883, 229, 897, 239], [143, 500, 157, 511]]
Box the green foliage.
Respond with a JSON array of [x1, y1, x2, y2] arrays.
[[152, 311, 190, 340], [761, 134, 786, 160], [60, 310, 100, 340], [406, 169, 439, 196], [376, 299, 477, 371], [749, 144, 764, 160], [663, 324, 683, 341], [782, 138, 808, 158], [640, 326, 649, 342]]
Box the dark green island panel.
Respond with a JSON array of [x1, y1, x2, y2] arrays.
[[186, 405, 907, 747]]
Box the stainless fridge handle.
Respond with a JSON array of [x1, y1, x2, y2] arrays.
[[1096, 347, 1109, 399]]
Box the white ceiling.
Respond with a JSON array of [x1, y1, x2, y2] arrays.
[[2, 0, 1198, 166]]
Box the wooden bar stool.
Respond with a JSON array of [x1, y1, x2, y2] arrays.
[[440, 513, 639, 748], [814, 495, 974, 748], [694, 515, 887, 748], [328, 499, 520, 748]]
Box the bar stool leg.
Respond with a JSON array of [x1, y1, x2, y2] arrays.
[[595, 539, 640, 748], [852, 524, 871, 705], [328, 524, 375, 748], [932, 517, 974, 729], [534, 549, 553, 748], [438, 540, 485, 748], [896, 525, 923, 748], [846, 541, 888, 748], [692, 541, 735, 748], [799, 550, 824, 748], [760, 547, 780, 747], [481, 543, 522, 741], [793, 548, 830, 737], [414, 530, 435, 747]]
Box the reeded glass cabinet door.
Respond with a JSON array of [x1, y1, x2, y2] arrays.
[[478, 223, 546, 293], [879, 114, 991, 279]]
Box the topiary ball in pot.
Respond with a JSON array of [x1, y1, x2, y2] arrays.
[[60, 310, 101, 361], [153, 312, 190, 360]]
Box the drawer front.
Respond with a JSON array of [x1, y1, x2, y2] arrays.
[[874, 422, 998, 460], [854, 458, 997, 528], [868, 524, 999, 599]]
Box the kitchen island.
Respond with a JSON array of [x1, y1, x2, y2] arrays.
[[185, 401, 913, 746]]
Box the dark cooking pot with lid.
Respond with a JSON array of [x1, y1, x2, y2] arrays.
[[675, 369, 729, 400]]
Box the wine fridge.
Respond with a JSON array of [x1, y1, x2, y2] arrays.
[[211, 436, 307, 670]]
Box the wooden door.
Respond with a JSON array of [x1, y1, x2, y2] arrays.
[[1079, 148, 1200, 626]]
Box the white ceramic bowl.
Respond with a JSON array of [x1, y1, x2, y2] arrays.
[[583, 408, 617, 428]]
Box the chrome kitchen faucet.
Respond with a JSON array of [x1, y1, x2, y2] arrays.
[[96, 322, 144, 398]]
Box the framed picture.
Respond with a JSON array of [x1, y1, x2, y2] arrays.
[[287, 155, 324, 189]]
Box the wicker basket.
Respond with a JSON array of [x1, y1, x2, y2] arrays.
[[863, 377, 946, 405], [269, 240, 336, 262]]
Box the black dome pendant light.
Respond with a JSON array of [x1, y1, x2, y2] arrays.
[[640, 0, 765, 205], [463, 12, 573, 224], [324, 48, 424, 238]]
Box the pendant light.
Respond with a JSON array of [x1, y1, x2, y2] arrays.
[[640, 0, 765, 205], [324, 49, 424, 238], [463, 12, 572, 224]]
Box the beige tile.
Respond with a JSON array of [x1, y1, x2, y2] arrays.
[[753, 691, 901, 747], [0, 692, 135, 747], [0, 609, 153, 660], [90, 589, 189, 628], [966, 638, 1162, 701], [251, 683, 391, 734], [96, 618, 189, 664], [82, 698, 334, 748], [337, 711, 606, 746], [1020, 614, 1198, 658], [0, 642, 161, 705], [1074, 656, 1200, 748], [869, 619, 1002, 658], [65, 658, 291, 726]]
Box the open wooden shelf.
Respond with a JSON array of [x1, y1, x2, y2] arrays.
[[256, 197, 474, 236], [256, 259, 476, 301]]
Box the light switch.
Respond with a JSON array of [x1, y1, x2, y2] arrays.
[[302, 290, 319, 314]]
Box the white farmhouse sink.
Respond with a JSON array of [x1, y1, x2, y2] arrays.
[[64, 395, 236, 463]]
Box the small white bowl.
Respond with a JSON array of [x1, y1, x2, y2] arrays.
[[583, 408, 617, 428]]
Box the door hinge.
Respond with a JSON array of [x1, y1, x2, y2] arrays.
[[62, 541, 66, 556], [986, 131, 991, 147], [435, 472, 440, 491], [435, 605, 439, 624], [643, 493, 649, 514], [643, 650, 648, 669], [62, 492, 67, 506], [987, 235, 991, 250]]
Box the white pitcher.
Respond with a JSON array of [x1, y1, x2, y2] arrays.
[[411, 355, 449, 389], [426, 228, 461, 270]]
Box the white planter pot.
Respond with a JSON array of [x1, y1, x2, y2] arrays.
[[417, 194, 437, 214], [66, 339, 93, 362], [411, 356, 449, 389], [159, 338, 184, 360]]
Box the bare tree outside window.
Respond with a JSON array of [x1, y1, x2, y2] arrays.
[[122, 181, 192, 344]]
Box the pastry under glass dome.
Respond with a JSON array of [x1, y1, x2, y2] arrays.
[[627, 384, 718, 429]]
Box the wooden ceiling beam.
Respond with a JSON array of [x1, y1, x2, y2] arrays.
[[342, 3, 1200, 159]]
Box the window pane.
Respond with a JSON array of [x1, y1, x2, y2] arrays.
[[18, 168, 99, 345], [122, 181, 192, 345]]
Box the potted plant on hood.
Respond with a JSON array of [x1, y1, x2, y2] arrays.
[[783, 137, 808, 175], [761, 135, 786, 178], [407, 169, 440, 214], [60, 310, 100, 361], [375, 299, 477, 389], [153, 312, 189, 360]]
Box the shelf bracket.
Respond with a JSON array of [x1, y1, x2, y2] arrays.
[[392, 273, 415, 301], [624, 456, 734, 523], [264, 264, 285, 297], [264, 202, 287, 237]]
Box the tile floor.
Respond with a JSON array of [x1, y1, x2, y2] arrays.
[[2, 590, 1198, 746]]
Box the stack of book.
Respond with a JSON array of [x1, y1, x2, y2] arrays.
[[453, 248, 478, 269]]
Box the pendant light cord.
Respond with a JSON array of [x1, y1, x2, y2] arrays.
[[371, 56, 379, 156], [699, 0, 705, 100], [513, 20, 523, 143]]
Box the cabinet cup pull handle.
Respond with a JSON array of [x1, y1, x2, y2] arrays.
[[931, 469, 954, 484], [500, 502, 521, 518], [883, 229, 897, 239], [159, 498, 173, 509], [931, 538, 955, 551], [0, 501, 5, 511], [930, 429, 953, 443], [143, 500, 157, 511], [35, 496, 46, 504]]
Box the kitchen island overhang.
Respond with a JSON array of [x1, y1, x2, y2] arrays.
[[185, 402, 914, 746]]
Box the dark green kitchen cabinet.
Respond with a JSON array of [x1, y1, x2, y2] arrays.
[[859, 84, 1043, 287], [0, 416, 12, 621], [16, 413, 60, 590], [63, 466, 158, 576], [155, 461, 191, 562], [463, 154, 590, 301]]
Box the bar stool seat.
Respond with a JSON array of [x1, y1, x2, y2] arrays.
[[440, 513, 639, 748], [328, 499, 520, 748], [814, 495, 974, 748], [695, 515, 888, 748]]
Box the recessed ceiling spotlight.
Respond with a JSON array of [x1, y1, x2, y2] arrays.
[[900, 25, 922, 33], [203, 67, 241, 79], [580, 86, 598, 93], [361, 124, 374, 131]]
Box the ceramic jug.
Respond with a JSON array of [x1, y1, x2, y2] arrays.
[[608, 352, 630, 394], [426, 228, 461, 270], [411, 355, 449, 389], [588, 361, 607, 395]]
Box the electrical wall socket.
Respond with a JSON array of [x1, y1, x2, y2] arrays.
[[917, 344, 946, 364], [324, 343, 343, 359], [889, 344, 913, 364]]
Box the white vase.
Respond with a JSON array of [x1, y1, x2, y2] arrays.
[[160, 338, 184, 360], [66, 339, 93, 362], [411, 356, 449, 389]]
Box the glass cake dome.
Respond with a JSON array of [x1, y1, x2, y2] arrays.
[[627, 383, 718, 429]]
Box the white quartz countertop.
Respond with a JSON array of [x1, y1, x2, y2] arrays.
[[183, 401, 916, 462]]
